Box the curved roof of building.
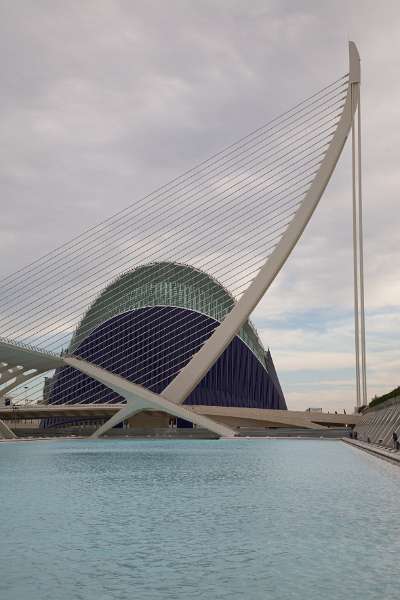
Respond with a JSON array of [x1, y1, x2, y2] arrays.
[[70, 261, 267, 366], [51, 306, 286, 411]]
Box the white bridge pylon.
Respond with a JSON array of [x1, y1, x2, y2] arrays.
[[0, 43, 362, 439]]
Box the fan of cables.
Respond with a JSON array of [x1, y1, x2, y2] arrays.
[[0, 73, 349, 405]]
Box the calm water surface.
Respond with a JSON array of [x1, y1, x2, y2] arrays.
[[0, 439, 399, 600]]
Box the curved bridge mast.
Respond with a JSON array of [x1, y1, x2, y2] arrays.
[[92, 42, 361, 437]]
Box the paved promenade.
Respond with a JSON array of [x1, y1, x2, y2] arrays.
[[343, 438, 400, 466]]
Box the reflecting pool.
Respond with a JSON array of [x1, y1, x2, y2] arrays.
[[0, 439, 399, 599]]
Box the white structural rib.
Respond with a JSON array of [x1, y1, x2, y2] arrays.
[[64, 357, 236, 438], [93, 42, 360, 436]]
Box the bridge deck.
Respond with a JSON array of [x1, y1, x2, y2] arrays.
[[0, 404, 360, 428]]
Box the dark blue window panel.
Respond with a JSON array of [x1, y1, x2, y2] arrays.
[[48, 307, 287, 413]]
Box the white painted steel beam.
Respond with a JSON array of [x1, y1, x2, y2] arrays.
[[64, 357, 236, 438]]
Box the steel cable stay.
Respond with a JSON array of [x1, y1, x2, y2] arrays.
[[2, 212, 296, 366], [3, 151, 324, 404], [11, 283, 264, 407], [5, 183, 310, 354], [0, 152, 324, 350], [1, 75, 348, 287], [0, 98, 344, 310], [0, 124, 340, 340], [41, 205, 299, 364], [0, 171, 318, 406], [0, 123, 336, 331], [3, 166, 316, 346], [0, 124, 340, 382], [0, 135, 332, 337], [0, 175, 313, 342], [9, 228, 290, 404], [9, 230, 290, 406], [34, 232, 291, 399]]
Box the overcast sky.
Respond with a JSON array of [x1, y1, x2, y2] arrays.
[[1, 0, 400, 411]]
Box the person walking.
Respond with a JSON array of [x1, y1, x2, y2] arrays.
[[392, 430, 398, 450]]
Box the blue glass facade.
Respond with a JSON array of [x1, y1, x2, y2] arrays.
[[49, 306, 286, 411], [45, 262, 286, 428]]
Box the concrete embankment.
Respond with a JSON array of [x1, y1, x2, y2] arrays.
[[354, 395, 400, 447], [343, 438, 400, 466]]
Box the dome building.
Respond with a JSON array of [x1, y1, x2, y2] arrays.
[[47, 262, 286, 429]]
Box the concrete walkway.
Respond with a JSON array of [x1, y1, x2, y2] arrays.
[[343, 438, 400, 465]]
